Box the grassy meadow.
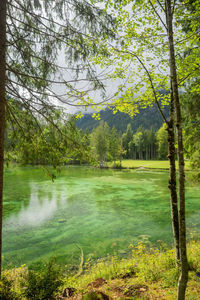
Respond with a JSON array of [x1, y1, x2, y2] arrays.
[[109, 160, 191, 170]]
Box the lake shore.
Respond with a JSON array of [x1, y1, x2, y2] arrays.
[[2, 238, 200, 299]]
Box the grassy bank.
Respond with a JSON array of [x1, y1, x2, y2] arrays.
[[109, 160, 191, 170], [1, 239, 200, 299]]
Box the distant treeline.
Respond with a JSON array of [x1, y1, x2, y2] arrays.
[[5, 113, 168, 168], [89, 121, 168, 167]]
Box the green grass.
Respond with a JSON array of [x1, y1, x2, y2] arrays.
[[109, 160, 191, 170]]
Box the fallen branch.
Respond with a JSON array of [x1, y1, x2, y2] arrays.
[[74, 244, 84, 278]]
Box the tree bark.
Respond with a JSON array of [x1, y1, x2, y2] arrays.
[[0, 0, 7, 276], [166, 0, 188, 298], [167, 92, 180, 262]]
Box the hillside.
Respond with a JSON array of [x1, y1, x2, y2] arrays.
[[76, 105, 169, 133]]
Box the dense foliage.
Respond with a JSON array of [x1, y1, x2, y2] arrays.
[[182, 91, 200, 180], [5, 101, 91, 168]]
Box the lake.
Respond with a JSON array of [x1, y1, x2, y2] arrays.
[[2, 166, 200, 268]]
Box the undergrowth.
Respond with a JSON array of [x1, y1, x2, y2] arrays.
[[1, 240, 200, 299]]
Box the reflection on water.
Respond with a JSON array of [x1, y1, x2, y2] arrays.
[[4, 184, 65, 228], [2, 166, 200, 268]]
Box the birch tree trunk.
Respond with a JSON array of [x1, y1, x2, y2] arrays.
[[166, 0, 188, 298], [0, 0, 7, 276]]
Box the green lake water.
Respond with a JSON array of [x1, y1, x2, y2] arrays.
[[2, 166, 200, 268]]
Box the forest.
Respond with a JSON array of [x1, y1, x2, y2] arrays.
[[5, 103, 196, 169], [0, 0, 200, 299]]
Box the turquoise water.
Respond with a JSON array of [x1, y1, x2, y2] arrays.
[[2, 166, 200, 268]]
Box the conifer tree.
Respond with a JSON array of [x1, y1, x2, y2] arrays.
[[0, 0, 115, 274]]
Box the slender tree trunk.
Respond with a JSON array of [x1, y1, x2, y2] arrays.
[[0, 0, 7, 276], [167, 92, 180, 262], [166, 1, 188, 298]]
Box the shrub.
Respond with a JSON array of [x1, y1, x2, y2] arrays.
[[0, 274, 20, 300], [24, 259, 63, 300]]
